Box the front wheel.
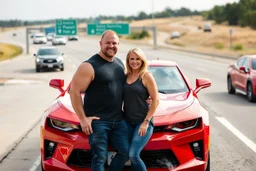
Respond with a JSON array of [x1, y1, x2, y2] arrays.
[[41, 157, 44, 171], [206, 152, 210, 171]]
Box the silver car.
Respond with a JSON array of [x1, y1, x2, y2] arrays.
[[52, 36, 67, 45], [33, 33, 47, 44], [34, 47, 64, 72]]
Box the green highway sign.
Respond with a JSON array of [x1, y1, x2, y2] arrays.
[[55, 19, 77, 36], [87, 23, 130, 35]]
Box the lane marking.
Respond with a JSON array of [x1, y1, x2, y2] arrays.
[[216, 116, 256, 153], [30, 155, 41, 171]]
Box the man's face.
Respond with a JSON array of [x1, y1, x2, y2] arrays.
[[100, 33, 119, 59]]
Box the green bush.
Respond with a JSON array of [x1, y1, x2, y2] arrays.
[[128, 30, 150, 40], [214, 42, 225, 49], [232, 44, 243, 51]]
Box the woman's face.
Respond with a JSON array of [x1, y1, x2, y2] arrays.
[[128, 52, 143, 71]]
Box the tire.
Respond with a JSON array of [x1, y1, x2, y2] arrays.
[[227, 76, 235, 94], [206, 152, 210, 171], [41, 157, 44, 171], [247, 83, 256, 102], [36, 66, 40, 73], [60, 65, 64, 71]]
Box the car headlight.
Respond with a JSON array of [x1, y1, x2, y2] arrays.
[[49, 118, 80, 131], [57, 56, 64, 62], [164, 118, 200, 132], [36, 58, 43, 62]]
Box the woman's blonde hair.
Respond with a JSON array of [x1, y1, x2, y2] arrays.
[[125, 48, 148, 78]]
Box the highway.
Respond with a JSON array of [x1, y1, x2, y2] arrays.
[[0, 29, 256, 171]]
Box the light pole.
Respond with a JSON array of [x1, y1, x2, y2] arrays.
[[152, 0, 157, 49], [152, 0, 155, 27]]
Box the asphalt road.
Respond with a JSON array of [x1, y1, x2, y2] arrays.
[[0, 29, 256, 171]]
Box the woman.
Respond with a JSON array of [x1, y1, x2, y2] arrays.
[[123, 48, 159, 171]]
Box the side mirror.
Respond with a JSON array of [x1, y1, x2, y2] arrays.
[[194, 78, 211, 94], [49, 79, 64, 93], [239, 66, 246, 73], [33, 54, 37, 57]]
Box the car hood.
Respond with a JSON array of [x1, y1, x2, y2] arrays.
[[37, 55, 60, 59], [48, 91, 196, 125]]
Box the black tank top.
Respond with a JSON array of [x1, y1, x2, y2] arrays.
[[123, 77, 149, 124], [83, 54, 125, 121]]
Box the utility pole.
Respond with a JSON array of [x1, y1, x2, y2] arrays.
[[152, 0, 157, 50]]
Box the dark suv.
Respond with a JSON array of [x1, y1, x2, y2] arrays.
[[34, 47, 64, 72]]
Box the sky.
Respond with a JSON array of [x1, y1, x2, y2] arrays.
[[0, 0, 239, 21]]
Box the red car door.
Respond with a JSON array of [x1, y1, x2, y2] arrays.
[[236, 57, 249, 91], [232, 57, 246, 88]]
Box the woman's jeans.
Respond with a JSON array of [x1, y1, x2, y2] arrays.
[[127, 122, 153, 171], [89, 120, 129, 171]]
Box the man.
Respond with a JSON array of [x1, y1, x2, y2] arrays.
[[69, 30, 129, 171]]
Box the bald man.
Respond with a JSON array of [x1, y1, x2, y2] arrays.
[[70, 30, 129, 171]]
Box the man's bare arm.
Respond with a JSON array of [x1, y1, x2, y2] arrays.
[[69, 62, 99, 135]]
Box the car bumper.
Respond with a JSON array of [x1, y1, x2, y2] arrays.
[[41, 121, 210, 171], [52, 41, 66, 45], [36, 61, 63, 69], [33, 40, 47, 44]]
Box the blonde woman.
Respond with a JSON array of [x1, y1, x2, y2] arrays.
[[123, 48, 159, 171]]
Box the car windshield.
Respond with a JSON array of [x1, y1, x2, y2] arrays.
[[38, 48, 60, 56], [252, 59, 256, 70], [35, 35, 44, 38], [148, 66, 189, 94]]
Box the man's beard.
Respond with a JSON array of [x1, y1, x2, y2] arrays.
[[102, 48, 116, 58]]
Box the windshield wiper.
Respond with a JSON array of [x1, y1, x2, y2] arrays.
[[158, 90, 167, 94]]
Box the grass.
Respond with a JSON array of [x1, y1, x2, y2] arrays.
[[0, 43, 23, 61], [130, 16, 256, 56]]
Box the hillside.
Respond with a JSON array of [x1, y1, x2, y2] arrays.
[[130, 16, 256, 58]]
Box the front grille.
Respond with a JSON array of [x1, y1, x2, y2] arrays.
[[67, 149, 92, 168], [67, 149, 179, 169], [141, 150, 179, 168], [43, 59, 57, 63]]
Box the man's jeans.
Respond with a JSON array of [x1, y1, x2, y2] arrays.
[[127, 122, 153, 171], [89, 120, 129, 171]]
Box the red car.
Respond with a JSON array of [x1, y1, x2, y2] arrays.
[[40, 60, 211, 171], [227, 55, 256, 102]]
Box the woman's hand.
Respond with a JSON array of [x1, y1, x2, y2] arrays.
[[138, 121, 149, 136]]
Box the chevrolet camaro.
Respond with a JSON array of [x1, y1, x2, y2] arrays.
[[40, 60, 211, 171]]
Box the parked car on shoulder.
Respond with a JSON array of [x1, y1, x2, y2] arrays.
[[33, 33, 47, 44], [34, 47, 64, 72], [227, 55, 256, 102], [203, 23, 212, 32], [40, 60, 211, 171], [171, 31, 180, 39], [52, 36, 67, 45]]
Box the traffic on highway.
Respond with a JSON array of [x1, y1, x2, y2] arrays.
[[0, 24, 256, 171]]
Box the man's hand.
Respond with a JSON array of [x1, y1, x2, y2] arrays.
[[146, 96, 152, 106], [80, 116, 100, 135]]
